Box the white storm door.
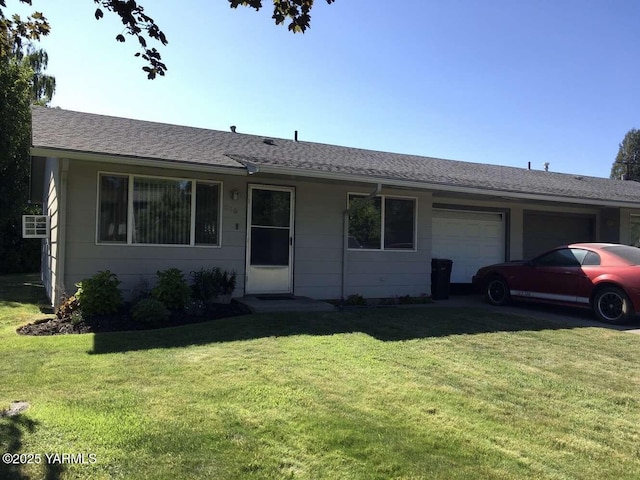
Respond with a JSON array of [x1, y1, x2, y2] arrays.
[[245, 185, 295, 294]]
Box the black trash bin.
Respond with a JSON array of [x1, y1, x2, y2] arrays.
[[431, 258, 453, 300]]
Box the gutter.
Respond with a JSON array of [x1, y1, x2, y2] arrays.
[[251, 164, 640, 209], [29, 147, 248, 177], [342, 183, 382, 300]]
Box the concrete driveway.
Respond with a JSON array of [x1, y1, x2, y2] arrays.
[[435, 294, 640, 334]]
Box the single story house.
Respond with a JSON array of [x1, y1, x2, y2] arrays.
[[29, 106, 640, 306]]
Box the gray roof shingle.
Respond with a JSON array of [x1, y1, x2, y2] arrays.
[[31, 106, 640, 206]]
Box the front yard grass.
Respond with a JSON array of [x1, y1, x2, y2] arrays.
[[1, 274, 639, 479]]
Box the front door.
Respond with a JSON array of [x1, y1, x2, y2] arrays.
[[245, 185, 295, 294]]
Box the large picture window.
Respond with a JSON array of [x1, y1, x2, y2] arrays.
[[98, 175, 128, 243], [98, 173, 221, 247], [348, 194, 416, 250]]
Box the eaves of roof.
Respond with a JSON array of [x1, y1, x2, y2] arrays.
[[30, 106, 640, 209]]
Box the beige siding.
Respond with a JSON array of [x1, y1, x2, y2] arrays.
[[342, 188, 433, 299], [62, 160, 436, 301], [619, 208, 640, 245], [63, 161, 248, 298], [41, 158, 62, 305], [61, 158, 632, 302]]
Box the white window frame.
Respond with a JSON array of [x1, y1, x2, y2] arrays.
[[96, 172, 223, 248], [347, 192, 418, 252], [22, 215, 49, 239]]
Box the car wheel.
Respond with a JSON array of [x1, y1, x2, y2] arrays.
[[593, 286, 633, 324], [486, 277, 510, 306]]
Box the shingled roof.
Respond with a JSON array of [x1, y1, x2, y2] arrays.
[[31, 106, 640, 207]]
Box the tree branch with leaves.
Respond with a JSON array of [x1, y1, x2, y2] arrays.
[[1, 0, 336, 79]]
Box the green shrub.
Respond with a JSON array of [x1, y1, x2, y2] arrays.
[[131, 298, 170, 326], [70, 310, 84, 325], [184, 299, 207, 317], [191, 268, 237, 302], [345, 294, 367, 306], [190, 268, 220, 303], [398, 294, 413, 305], [75, 270, 122, 317], [152, 268, 191, 311], [219, 269, 237, 295]]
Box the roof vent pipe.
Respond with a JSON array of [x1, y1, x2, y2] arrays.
[[544, 162, 549, 172], [294, 130, 298, 142], [528, 162, 531, 170], [230, 125, 236, 133]]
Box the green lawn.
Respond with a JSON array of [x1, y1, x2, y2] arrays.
[[1, 274, 639, 480]]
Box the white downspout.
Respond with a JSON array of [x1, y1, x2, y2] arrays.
[[55, 158, 69, 306], [341, 183, 382, 300]]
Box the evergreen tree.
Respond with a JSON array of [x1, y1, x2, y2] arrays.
[[610, 129, 640, 181]]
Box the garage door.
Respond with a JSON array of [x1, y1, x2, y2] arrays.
[[432, 209, 505, 283], [523, 211, 595, 259]]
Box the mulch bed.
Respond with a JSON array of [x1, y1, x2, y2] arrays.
[[17, 301, 252, 336]]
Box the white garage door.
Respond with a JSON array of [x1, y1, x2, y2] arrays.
[[432, 209, 505, 283]]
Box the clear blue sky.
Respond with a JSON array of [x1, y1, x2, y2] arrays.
[[15, 0, 640, 178]]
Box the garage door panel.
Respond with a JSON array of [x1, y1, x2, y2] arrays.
[[432, 210, 505, 283], [523, 212, 594, 259]]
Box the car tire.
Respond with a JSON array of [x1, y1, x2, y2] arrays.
[[485, 276, 510, 306], [593, 286, 634, 324]]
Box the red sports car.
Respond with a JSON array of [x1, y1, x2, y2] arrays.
[[472, 243, 640, 324]]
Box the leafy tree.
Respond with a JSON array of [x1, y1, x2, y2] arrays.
[[1, 0, 336, 79], [610, 129, 640, 181], [0, 18, 54, 272]]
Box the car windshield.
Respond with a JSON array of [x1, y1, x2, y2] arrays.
[[602, 245, 640, 265]]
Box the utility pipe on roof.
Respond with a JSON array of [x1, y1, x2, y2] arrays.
[[341, 183, 382, 300]]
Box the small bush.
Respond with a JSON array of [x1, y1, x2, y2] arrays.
[[75, 270, 122, 317], [70, 310, 84, 325], [184, 299, 207, 317], [219, 269, 237, 295], [152, 268, 191, 311], [191, 268, 237, 302], [191, 268, 220, 303], [55, 295, 80, 320], [345, 294, 367, 306], [131, 298, 170, 326], [398, 294, 413, 305]]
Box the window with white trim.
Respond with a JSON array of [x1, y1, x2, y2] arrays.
[[348, 194, 416, 250], [98, 173, 221, 246], [22, 215, 49, 238]]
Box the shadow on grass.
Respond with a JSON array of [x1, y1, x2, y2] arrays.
[[91, 307, 569, 354], [0, 414, 65, 480], [0, 274, 49, 306]]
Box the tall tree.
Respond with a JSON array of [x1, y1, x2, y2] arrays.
[[610, 129, 640, 181], [0, 1, 336, 79], [0, 24, 55, 272]]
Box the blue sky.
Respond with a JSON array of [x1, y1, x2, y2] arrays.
[[15, 0, 640, 178]]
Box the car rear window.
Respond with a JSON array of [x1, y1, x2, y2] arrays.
[[602, 245, 640, 265]]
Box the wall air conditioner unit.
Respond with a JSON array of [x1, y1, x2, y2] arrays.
[[22, 215, 49, 239]]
